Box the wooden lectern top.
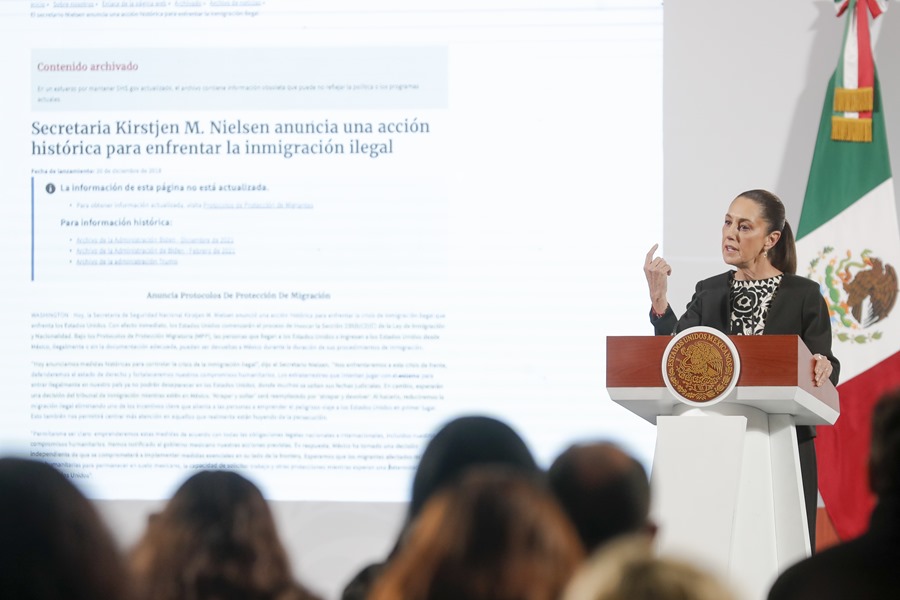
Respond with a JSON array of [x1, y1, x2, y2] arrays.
[[606, 335, 839, 425]]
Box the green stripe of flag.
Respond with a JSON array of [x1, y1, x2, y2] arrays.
[[797, 71, 892, 239]]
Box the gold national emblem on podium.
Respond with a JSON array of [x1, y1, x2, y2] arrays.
[[662, 327, 739, 405]]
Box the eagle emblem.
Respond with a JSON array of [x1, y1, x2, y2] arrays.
[[808, 247, 898, 343], [663, 329, 737, 404], [678, 341, 725, 381]]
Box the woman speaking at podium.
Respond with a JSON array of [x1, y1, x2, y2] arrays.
[[643, 188, 839, 550]]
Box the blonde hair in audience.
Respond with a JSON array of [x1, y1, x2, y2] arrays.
[[563, 535, 736, 600]]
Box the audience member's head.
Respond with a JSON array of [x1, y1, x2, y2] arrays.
[[342, 415, 539, 600], [0, 457, 132, 600], [563, 535, 736, 600], [370, 466, 585, 600], [408, 415, 539, 520], [766, 386, 900, 600], [129, 470, 320, 600], [868, 386, 900, 498], [548, 441, 654, 551]]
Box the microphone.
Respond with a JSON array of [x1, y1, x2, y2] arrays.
[[673, 289, 707, 335]]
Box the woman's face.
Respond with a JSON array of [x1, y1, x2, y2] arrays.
[[721, 196, 780, 270]]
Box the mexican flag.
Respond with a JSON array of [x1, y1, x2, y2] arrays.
[[797, 0, 900, 542]]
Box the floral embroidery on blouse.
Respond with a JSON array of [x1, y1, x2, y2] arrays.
[[729, 274, 782, 336]]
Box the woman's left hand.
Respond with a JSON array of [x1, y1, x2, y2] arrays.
[[812, 354, 833, 387]]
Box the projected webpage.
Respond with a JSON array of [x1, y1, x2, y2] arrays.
[[1, 0, 663, 500]]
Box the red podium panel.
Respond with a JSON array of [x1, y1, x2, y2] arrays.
[[607, 335, 839, 425]]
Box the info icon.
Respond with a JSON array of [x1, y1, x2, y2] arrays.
[[46, 183, 56, 194]]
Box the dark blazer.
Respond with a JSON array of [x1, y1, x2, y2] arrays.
[[651, 271, 841, 386], [651, 271, 840, 444], [767, 499, 900, 600]]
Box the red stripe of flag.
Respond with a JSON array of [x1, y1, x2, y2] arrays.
[[816, 351, 900, 540]]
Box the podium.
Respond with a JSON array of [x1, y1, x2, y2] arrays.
[[607, 332, 839, 600]]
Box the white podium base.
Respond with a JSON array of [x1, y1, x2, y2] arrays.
[[650, 403, 810, 600]]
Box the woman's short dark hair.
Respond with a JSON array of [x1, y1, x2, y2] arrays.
[[409, 415, 538, 520], [736, 189, 797, 274]]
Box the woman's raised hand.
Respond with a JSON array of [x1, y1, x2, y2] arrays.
[[644, 243, 671, 315]]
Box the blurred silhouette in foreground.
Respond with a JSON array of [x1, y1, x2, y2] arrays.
[[0, 457, 132, 600], [768, 386, 900, 600]]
